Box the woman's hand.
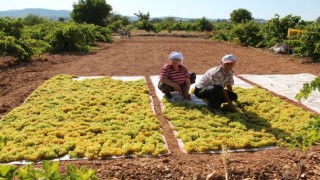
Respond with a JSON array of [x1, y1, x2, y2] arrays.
[[226, 103, 237, 112], [173, 84, 182, 94], [183, 92, 192, 100]]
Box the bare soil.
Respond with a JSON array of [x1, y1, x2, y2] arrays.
[[1, 35, 320, 179]]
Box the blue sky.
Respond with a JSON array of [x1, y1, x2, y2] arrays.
[[0, 0, 319, 21]]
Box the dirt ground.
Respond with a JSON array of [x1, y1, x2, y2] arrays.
[[1, 35, 320, 179]]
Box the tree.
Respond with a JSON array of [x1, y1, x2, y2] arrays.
[[134, 11, 151, 21], [259, 14, 304, 47], [0, 17, 24, 39], [133, 11, 155, 32], [23, 14, 48, 26], [230, 21, 263, 47], [193, 17, 213, 31], [289, 22, 320, 61], [106, 13, 130, 26], [71, 0, 112, 26], [58, 17, 65, 22], [230, 8, 253, 23]]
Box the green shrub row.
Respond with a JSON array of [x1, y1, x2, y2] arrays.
[[1, 13, 319, 63], [212, 14, 320, 62], [0, 18, 112, 63]]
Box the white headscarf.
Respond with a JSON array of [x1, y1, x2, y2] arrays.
[[168, 51, 183, 63]]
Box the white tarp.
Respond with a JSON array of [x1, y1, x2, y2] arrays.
[[150, 75, 253, 111], [239, 73, 320, 114]]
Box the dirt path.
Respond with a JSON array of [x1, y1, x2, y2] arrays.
[[1, 36, 320, 179]]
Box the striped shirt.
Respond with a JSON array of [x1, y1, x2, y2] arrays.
[[196, 66, 234, 88], [160, 64, 190, 85]]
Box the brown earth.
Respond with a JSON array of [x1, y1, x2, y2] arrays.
[[1, 35, 320, 179]]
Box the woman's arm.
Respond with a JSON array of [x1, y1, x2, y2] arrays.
[[160, 78, 182, 94]]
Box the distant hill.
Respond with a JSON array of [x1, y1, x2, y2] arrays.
[[0, 9, 222, 22], [0, 8, 71, 20], [149, 16, 229, 22], [129, 16, 266, 23], [0, 8, 267, 23], [254, 18, 267, 23]]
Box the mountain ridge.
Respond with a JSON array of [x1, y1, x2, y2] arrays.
[[0, 8, 71, 20]]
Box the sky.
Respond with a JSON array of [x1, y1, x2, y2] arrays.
[[0, 0, 319, 21]]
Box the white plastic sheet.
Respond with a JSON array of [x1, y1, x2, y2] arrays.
[[239, 73, 320, 114], [150, 75, 253, 111]]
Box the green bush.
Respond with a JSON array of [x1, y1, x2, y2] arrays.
[[107, 19, 128, 33], [291, 22, 320, 61], [212, 22, 233, 41], [291, 115, 320, 150], [212, 30, 229, 41], [296, 76, 320, 100], [135, 20, 155, 32], [23, 22, 56, 40], [20, 37, 51, 57], [0, 160, 98, 179], [22, 14, 49, 26], [293, 76, 320, 150], [0, 17, 23, 39], [193, 17, 213, 32], [94, 26, 112, 43], [44, 23, 99, 53], [259, 14, 304, 48], [0, 36, 33, 62], [229, 21, 263, 47], [0, 18, 112, 62]]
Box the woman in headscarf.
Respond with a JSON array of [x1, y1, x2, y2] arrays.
[[158, 51, 196, 100]]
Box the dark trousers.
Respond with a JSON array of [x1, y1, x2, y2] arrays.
[[194, 85, 237, 109], [158, 72, 196, 94], [158, 82, 186, 94]]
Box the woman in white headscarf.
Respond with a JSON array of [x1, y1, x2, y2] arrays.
[[158, 51, 196, 100]]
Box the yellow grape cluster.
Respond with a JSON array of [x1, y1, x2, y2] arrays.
[[0, 75, 167, 163], [163, 87, 316, 153]]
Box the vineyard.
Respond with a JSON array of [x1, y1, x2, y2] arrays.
[[0, 18, 112, 64], [1, 35, 320, 179]]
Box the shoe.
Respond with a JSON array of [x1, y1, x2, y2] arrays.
[[164, 92, 172, 99], [211, 108, 223, 114]]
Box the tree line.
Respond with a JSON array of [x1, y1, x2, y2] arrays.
[[1, 0, 320, 64]]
